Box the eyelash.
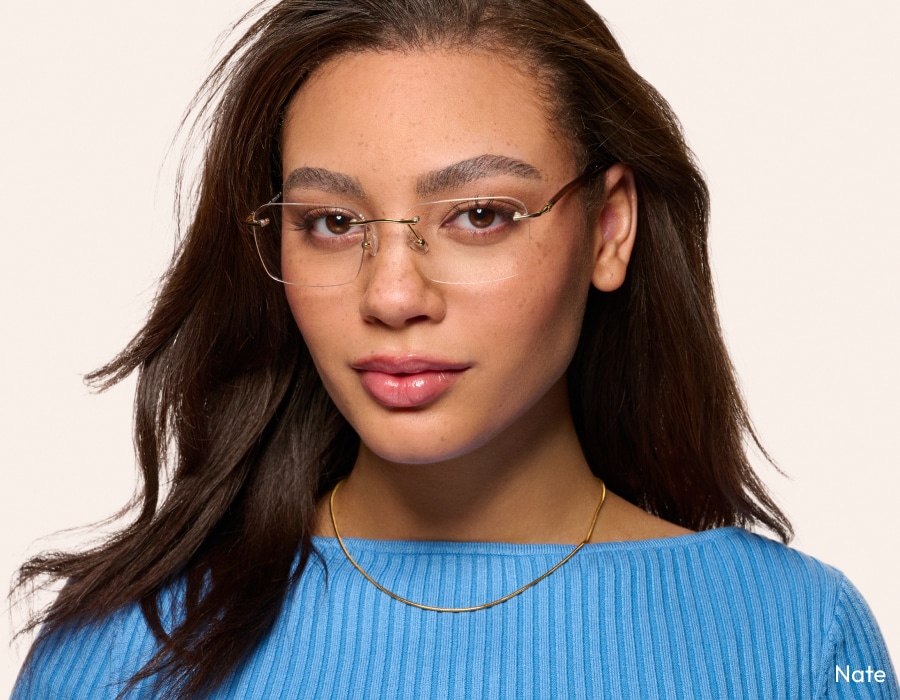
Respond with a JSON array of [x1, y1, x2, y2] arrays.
[[442, 199, 520, 230], [290, 207, 361, 235]]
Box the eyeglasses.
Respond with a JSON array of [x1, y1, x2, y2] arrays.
[[244, 163, 608, 287]]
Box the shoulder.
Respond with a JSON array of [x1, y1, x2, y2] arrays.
[[11, 602, 160, 700], [645, 527, 856, 617], [693, 527, 845, 591], [631, 528, 899, 696], [581, 527, 873, 650]]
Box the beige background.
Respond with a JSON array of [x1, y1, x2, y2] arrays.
[[1, 1, 897, 694]]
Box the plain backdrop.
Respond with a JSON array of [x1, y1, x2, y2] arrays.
[[1, 1, 898, 694]]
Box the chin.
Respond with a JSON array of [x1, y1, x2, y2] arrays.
[[361, 438, 472, 466], [356, 418, 500, 467]]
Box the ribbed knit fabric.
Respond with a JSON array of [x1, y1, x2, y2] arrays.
[[12, 528, 898, 699]]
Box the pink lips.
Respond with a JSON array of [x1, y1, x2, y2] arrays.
[[352, 356, 468, 408]]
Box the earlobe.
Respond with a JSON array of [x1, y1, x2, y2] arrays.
[[591, 164, 638, 292]]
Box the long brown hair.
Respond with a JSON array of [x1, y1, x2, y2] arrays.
[[14, 0, 791, 696]]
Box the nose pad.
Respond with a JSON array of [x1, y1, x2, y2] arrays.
[[363, 224, 430, 257], [406, 225, 429, 253], [362, 226, 379, 257]]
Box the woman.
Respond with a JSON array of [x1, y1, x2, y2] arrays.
[[10, 0, 897, 698]]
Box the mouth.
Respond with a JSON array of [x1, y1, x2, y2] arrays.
[[352, 356, 469, 408]]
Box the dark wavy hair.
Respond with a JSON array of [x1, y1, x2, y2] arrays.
[[13, 0, 791, 697]]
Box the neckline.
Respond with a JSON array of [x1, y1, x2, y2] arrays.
[[312, 525, 748, 556]]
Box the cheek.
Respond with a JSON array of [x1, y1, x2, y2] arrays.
[[478, 233, 593, 388], [285, 288, 321, 345], [523, 228, 593, 338], [284, 287, 347, 387]]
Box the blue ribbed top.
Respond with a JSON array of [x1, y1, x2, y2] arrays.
[[12, 527, 898, 699]]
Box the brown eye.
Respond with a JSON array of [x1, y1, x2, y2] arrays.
[[467, 207, 496, 228], [440, 198, 520, 238], [325, 214, 353, 235]]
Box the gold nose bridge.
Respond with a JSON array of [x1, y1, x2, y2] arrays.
[[357, 216, 428, 256]]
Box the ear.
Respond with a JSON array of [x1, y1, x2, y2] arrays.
[[591, 164, 638, 292]]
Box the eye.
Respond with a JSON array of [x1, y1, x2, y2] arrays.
[[305, 208, 359, 237], [443, 199, 521, 234], [280, 204, 365, 251], [464, 206, 497, 229], [282, 205, 362, 236]]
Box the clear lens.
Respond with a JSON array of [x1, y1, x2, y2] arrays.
[[252, 203, 367, 287], [407, 197, 528, 284], [250, 197, 530, 286]]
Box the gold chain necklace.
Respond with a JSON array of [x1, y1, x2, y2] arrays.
[[329, 478, 607, 613]]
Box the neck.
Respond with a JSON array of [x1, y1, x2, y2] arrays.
[[317, 383, 604, 544]]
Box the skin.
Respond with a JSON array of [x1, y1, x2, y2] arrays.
[[281, 48, 690, 543]]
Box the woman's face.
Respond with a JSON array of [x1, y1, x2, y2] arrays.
[[280, 48, 631, 465]]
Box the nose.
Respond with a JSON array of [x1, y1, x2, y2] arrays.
[[361, 220, 428, 257], [357, 222, 446, 328]]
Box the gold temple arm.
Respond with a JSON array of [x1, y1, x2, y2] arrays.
[[513, 162, 611, 221]]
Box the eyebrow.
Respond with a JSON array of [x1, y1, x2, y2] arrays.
[[282, 155, 542, 201], [283, 167, 366, 199], [415, 155, 542, 198]]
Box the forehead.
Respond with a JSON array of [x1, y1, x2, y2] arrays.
[[281, 48, 574, 186]]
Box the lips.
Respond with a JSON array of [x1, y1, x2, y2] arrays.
[[352, 356, 469, 408]]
